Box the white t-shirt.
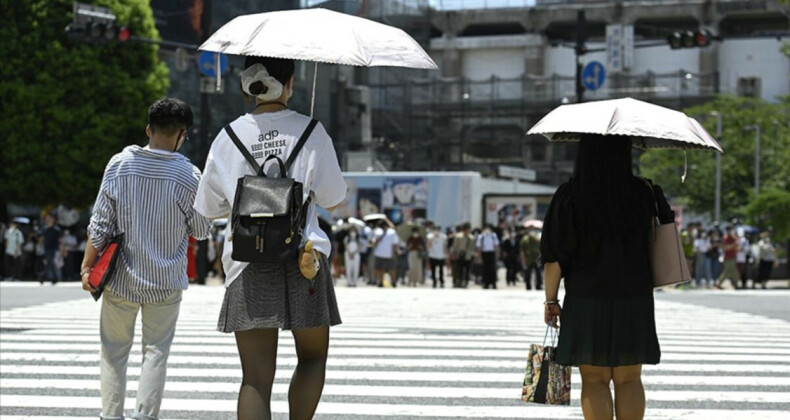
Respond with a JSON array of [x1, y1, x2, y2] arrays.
[[694, 238, 711, 254], [427, 231, 447, 259], [373, 227, 399, 259], [736, 237, 749, 263], [194, 110, 347, 287]]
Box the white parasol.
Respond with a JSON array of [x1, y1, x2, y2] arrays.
[[527, 98, 722, 152], [362, 213, 389, 222], [199, 8, 438, 115]]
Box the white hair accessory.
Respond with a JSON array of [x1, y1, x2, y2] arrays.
[[240, 63, 283, 101]]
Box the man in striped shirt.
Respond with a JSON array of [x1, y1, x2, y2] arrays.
[[81, 98, 211, 420]]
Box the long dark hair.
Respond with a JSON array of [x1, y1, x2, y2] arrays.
[[571, 134, 648, 240]]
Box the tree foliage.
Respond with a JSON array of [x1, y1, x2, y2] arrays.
[[745, 188, 790, 242], [639, 95, 790, 222], [0, 0, 169, 208]]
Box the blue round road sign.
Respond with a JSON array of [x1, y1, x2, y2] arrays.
[[582, 61, 606, 91], [198, 51, 228, 78]]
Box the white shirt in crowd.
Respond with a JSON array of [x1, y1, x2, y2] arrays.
[[694, 237, 711, 254], [373, 227, 399, 259], [62, 232, 77, 252], [359, 226, 372, 253], [5, 227, 24, 257], [427, 231, 447, 260], [194, 110, 347, 287], [476, 231, 500, 253], [344, 234, 360, 256], [736, 237, 749, 263]]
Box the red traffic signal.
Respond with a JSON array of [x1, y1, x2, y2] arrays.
[[668, 29, 714, 49], [117, 26, 132, 42]]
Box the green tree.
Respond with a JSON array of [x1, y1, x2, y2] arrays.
[[745, 188, 790, 242], [0, 0, 169, 209], [639, 95, 790, 221]]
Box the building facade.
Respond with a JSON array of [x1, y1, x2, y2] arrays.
[[345, 0, 790, 184]]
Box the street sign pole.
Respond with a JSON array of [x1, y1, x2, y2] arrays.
[[575, 10, 587, 103], [196, 0, 213, 285]]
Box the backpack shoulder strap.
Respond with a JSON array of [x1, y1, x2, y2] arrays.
[[284, 119, 319, 171], [224, 123, 261, 174]]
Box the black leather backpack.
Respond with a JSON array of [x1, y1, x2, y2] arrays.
[[225, 119, 318, 263]]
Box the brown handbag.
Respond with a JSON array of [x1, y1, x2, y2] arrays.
[[644, 181, 692, 288]]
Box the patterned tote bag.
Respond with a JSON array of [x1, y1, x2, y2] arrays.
[[522, 325, 571, 405]]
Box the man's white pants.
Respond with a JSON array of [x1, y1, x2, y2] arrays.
[[100, 288, 182, 420], [345, 253, 360, 286]]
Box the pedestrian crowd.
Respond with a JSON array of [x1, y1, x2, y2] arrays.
[[679, 221, 779, 290], [329, 219, 546, 290], [1, 214, 89, 284]]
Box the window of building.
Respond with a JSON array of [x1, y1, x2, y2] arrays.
[[737, 77, 762, 98]]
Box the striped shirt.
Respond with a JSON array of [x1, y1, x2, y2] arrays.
[[88, 146, 211, 303]]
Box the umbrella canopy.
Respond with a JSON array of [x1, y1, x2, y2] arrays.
[[362, 213, 389, 222], [523, 219, 543, 229], [347, 217, 366, 228], [199, 8, 437, 70], [527, 98, 722, 152]]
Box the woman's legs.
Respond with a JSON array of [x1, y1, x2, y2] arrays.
[[578, 365, 613, 420], [289, 326, 329, 420], [612, 364, 645, 420], [235, 328, 279, 420]]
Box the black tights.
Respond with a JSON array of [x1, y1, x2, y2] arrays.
[[235, 326, 329, 420]]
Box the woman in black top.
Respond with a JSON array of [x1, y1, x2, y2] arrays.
[[541, 134, 670, 420]]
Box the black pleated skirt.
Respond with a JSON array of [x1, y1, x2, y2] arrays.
[[554, 294, 661, 367]]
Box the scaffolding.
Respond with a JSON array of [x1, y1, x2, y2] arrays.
[[367, 70, 719, 179]]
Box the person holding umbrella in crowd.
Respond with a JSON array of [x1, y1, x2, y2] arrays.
[[530, 97, 722, 420], [195, 8, 437, 418]]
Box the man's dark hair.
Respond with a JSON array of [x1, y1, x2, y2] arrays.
[[148, 98, 193, 135], [243, 56, 295, 89]]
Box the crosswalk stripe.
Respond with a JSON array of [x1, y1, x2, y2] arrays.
[[2, 288, 789, 419], [3, 378, 790, 403], [4, 364, 790, 386], [5, 340, 790, 356], [4, 335, 790, 353], [2, 395, 790, 419]]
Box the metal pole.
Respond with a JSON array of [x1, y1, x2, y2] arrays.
[[310, 62, 317, 118], [715, 113, 721, 223], [575, 10, 586, 103], [754, 125, 761, 196], [195, 0, 212, 286], [712, 112, 722, 223]]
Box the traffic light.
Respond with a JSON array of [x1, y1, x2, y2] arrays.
[[667, 29, 713, 49], [65, 20, 132, 43], [64, 2, 131, 44]]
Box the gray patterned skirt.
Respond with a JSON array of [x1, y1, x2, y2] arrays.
[[217, 255, 341, 332]]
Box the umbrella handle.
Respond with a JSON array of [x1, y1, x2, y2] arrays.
[[681, 151, 687, 184], [310, 62, 317, 118]]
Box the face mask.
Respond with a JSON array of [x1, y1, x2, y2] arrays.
[[412, 233, 419, 238]]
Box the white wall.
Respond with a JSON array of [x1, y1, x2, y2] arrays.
[[718, 38, 790, 102], [631, 45, 700, 74], [461, 48, 525, 99], [544, 42, 607, 77]]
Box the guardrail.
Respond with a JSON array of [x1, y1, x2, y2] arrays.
[[370, 71, 719, 108]]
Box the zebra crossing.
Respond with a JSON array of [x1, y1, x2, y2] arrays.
[[1, 284, 789, 419]]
